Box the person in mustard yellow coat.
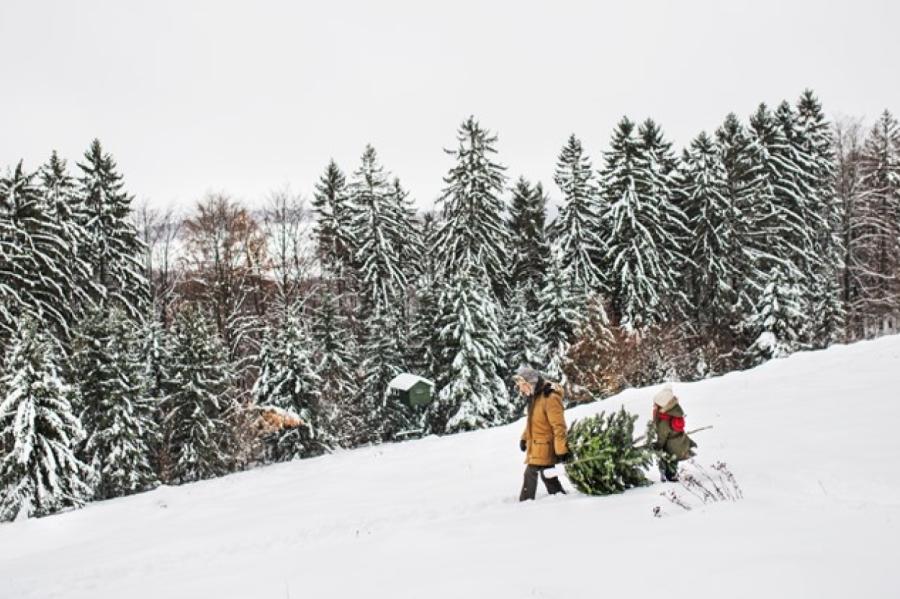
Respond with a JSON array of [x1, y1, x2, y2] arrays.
[[514, 367, 570, 501]]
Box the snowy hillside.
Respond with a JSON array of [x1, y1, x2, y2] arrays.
[[3, 336, 900, 599]]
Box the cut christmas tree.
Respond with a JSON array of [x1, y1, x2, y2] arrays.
[[564, 407, 652, 495]]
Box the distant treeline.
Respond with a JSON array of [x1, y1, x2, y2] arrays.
[[0, 89, 898, 522]]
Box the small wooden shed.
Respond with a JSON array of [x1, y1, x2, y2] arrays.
[[387, 373, 435, 408]]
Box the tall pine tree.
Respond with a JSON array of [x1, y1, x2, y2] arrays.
[[310, 285, 362, 447], [0, 320, 92, 521], [795, 91, 844, 344], [433, 116, 510, 300], [536, 249, 584, 383], [0, 162, 85, 340], [503, 282, 543, 375], [359, 304, 416, 441], [162, 309, 235, 484], [77, 139, 148, 319], [508, 177, 550, 301], [745, 265, 806, 361], [429, 263, 512, 433], [597, 118, 687, 329], [39, 151, 94, 329], [678, 132, 740, 337], [312, 160, 355, 280], [71, 308, 158, 499], [253, 312, 328, 461], [409, 212, 443, 382], [715, 112, 760, 347], [552, 134, 604, 296], [742, 103, 814, 352], [138, 316, 172, 477], [348, 145, 409, 313]]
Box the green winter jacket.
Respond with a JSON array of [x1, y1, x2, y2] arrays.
[[653, 403, 697, 461]]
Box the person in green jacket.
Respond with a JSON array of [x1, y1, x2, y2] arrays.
[[652, 384, 697, 482]]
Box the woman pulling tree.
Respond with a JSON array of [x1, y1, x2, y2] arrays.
[[514, 367, 570, 501]]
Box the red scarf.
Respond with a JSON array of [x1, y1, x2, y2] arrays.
[[653, 406, 685, 433]]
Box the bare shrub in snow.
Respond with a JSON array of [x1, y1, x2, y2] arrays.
[[661, 461, 743, 512]]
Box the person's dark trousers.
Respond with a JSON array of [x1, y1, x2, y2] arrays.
[[519, 465, 566, 501], [658, 454, 679, 482]]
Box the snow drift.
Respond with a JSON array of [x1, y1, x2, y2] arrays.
[[2, 336, 899, 599]]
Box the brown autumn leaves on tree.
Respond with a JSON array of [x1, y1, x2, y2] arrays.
[[136, 190, 319, 465]]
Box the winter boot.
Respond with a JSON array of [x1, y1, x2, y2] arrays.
[[664, 459, 679, 482], [658, 455, 678, 482]]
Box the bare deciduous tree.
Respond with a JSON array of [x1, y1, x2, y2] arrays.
[[836, 112, 900, 338], [259, 187, 316, 319], [181, 193, 267, 383], [133, 201, 183, 326]]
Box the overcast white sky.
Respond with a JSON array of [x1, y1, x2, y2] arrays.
[[2, 0, 898, 211]]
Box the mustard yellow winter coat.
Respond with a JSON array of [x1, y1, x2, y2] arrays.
[[520, 383, 568, 466]]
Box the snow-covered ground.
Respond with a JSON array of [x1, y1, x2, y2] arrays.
[[3, 336, 900, 599]]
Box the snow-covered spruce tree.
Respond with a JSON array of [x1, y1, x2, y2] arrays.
[[139, 317, 172, 406], [715, 113, 761, 349], [795, 90, 845, 345], [564, 407, 651, 496], [312, 160, 355, 280], [433, 116, 511, 300], [856, 110, 900, 332], [408, 212, 443, 382], [597, 118, 688, 329], [429, 263, 512, 434], [744, 104, 814, 346], [162, 308, 236, 484], [137, 316, 172, 477], [39, 152, 95, 329], [508, 177, 550, 302], [347, 145, 409, 313], [70, 308, 158, 500], [503, 282, 543, 415], [310, 285, 363, 447], [677, 132, 741, 337], [343, 147, 418, 440], [0, 162, 84, 340], [744, 264, 806, 360], [775, 99, 833, 343], [0, 320, 92, 521], [750, 104, 811, 264], [0, 163, 45, 336], [504, 282, 543, 376], [77, 139, 148, 319], [253, 312, 328, 461], [359, 305, 416, 441], [552, 134, 604, 296], [639, 118, 691, 310], [390, 177, 425, 293], [536, 249, 584, 384]]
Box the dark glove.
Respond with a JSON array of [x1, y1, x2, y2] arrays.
[[519, 439, 527, 452], [557, 452, 572, 464]]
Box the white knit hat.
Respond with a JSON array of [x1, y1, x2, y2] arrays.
[[653, 384, 677, 410]]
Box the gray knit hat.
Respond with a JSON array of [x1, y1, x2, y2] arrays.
[[513, 366, 541, 385]]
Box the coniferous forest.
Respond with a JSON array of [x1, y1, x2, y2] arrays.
[[2, 90, 899, 521]]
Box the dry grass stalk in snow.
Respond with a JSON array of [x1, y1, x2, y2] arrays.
[[658, 461, 743, 513]]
